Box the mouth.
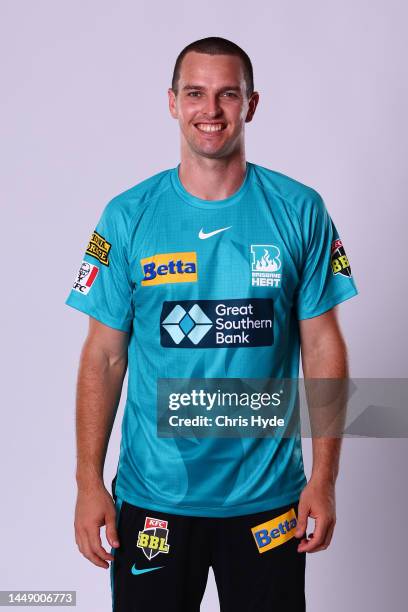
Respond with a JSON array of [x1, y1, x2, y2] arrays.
[[194, 122, 227, 134]]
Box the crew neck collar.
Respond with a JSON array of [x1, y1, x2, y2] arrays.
[[170, 162, 252, 209]]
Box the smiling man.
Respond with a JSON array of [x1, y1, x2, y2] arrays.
[[66, 37, 358, 611]]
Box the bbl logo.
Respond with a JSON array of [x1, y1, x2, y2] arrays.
[[137, 517, 170, 560], [250, 244, 282, 287], [331, 239, 352, 277]]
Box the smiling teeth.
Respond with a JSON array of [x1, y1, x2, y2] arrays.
[[196, 123, 224, 132]]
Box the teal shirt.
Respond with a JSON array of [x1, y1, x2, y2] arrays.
[[65, 162, 358, 517]]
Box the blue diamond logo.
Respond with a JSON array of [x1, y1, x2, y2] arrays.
[[162, 304, 213, 345], [179, 313, 195, 334]]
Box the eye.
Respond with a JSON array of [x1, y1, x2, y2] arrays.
[[222, 92, 238, 98], [187, 91, 202, 97]]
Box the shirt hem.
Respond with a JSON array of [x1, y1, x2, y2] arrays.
[[65, 295, 132, 333], [297, 287, 359, 321], [114, 481, 307, 518]]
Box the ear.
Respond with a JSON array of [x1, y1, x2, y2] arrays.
[[245, 91, 260, 123], [168, 88, 178, 119]]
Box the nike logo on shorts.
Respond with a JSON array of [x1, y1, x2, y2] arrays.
[[131, 564, 163, 576]]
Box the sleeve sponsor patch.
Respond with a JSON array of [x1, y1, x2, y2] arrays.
[[330, 238, 352, 277], [72, 261, 99, 295], [86, 230, 111, 266]]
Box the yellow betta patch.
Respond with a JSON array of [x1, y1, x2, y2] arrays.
[[86, 230, 111, 266], [251, 508, 298, 553], [140, 252, 198, 286]]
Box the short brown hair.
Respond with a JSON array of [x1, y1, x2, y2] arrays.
[[172, 37, 254, 97]]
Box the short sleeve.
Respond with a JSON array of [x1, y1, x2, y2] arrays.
[[295, 194, 358, 320], [65, 199, 134, 332]]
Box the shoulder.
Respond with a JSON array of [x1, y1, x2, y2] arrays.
[[102, 168, 173, 223], [250, 162, 325, 218]]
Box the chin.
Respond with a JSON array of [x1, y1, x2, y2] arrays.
[[192, 140, 228, 157], [194, 147, 227, 160]]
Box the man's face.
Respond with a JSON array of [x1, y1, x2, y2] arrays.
[[168, 52, 258, 159]]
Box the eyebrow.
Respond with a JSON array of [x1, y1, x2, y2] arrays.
[[182, 84, 241, 92]]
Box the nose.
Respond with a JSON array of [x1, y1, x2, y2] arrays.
[[203, 94, 222, 118]]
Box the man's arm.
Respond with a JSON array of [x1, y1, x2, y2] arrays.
[[74, 317, 129, 568], [295, 306, 348, 553]]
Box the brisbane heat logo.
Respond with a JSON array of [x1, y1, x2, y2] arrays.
[[331, 239, 352, 277], [137, 517, 170, 560], [250, 244, 282, 288]]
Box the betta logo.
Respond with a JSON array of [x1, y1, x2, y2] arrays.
[[140, 252, 198, 286], [251, 508, 298, 553]]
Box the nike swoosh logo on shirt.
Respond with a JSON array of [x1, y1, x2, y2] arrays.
[[131, 564, 163, 576], [198, 226, 232, 239]]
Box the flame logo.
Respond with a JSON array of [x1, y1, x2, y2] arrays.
[[255, 248, 280, 272]]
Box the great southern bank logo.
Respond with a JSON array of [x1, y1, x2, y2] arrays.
[[161, 304, 213, 345], [250, 244, 282, 288], [160, 299, 274, 348]]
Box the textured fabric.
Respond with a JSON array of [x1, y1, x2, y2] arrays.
[[66, 162, 358, 517]]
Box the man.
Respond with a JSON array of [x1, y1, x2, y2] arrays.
[[66, 37, 358, 611]]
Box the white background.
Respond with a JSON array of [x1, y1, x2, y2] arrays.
[[1, 0, 407, 610]]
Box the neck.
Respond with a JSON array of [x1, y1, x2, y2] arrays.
[[178, 147, 247, 201]]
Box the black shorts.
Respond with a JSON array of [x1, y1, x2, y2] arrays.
[[110, 496, 306, 612]]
